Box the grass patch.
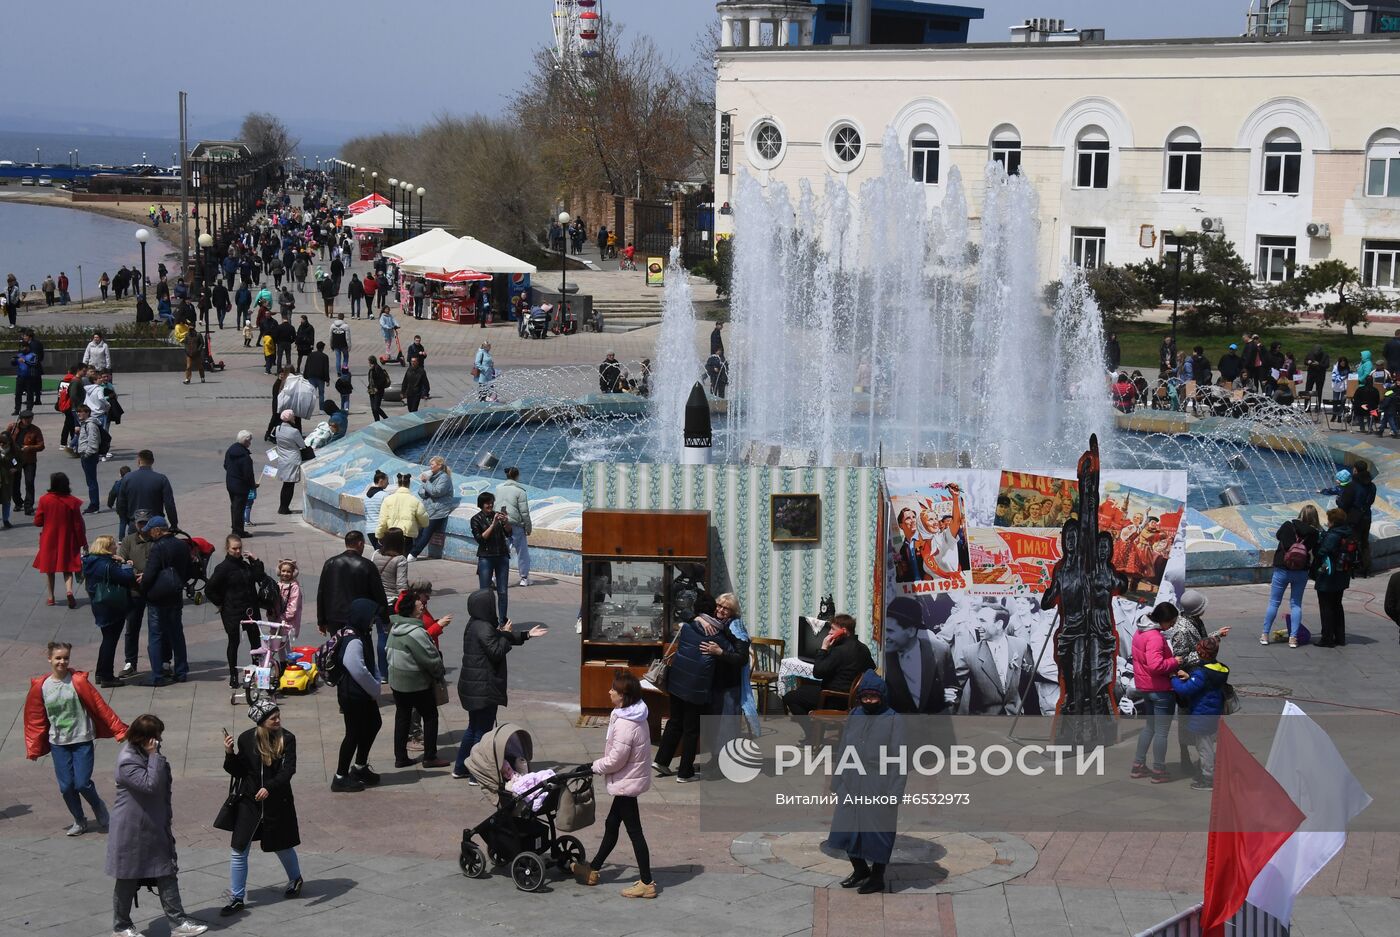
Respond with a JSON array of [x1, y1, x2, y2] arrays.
[[1113, 322, 1388, 371], [0, 377, 61, 396], [26, 321, 167, 349]]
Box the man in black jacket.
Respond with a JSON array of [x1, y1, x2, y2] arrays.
[[116, 450, 179, 529], [224, 430, 256, 537], [140, 516, 192, 686], [317, 531, 389, 674], [1218, 344, 1243, 387], [302, 342, 331, 404], [274, 315, 296, 370], [405, 336, 430, 398], [204, 535, 270, 687], [782, 614, 875, 715], [882, 597, 956, 714]]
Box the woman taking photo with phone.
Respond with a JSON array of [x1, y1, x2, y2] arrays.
[[219, 699, 303, 917]]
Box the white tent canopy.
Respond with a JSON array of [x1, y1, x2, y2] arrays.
[[342, 204, 405, 231], [399, 236, 537, 276], [381, 227, 457, 264]]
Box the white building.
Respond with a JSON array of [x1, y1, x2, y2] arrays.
[[713, 8, 1400, 290]]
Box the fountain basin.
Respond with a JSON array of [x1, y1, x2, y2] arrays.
[[300, 400, 1400, 586]]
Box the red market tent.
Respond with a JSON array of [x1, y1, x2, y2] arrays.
[[346, 193, 391, 214]]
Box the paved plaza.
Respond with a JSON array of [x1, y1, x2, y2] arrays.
[[0, 293, 1397, 936]]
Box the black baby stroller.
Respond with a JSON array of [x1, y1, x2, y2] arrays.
[[458, 724, 596, 892], [173, 531, 216, 604], [526, 304, 552, 340]]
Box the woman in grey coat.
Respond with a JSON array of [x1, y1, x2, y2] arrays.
[[273, 410, 305, 516], [410, 456, 456, 559], [107, 713, 208, 936]]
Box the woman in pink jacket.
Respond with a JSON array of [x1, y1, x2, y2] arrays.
[[573, 671, 656, 898], [1131, 603, 1181, 783]]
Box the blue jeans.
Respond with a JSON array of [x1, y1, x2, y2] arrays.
[[1262, 566, 1309, 637], [230, 844, 300, 900], [510, 526, 531, 581], [453, 704, 499, 776], [308, 377, 325, 404], [80, 454, 100, 508], [147, 604, 188, 681], [51, 741, 106, 825], [477, 554, 510, 621], [412, 517, 448, 558], [1133, 691, 1176, 770], [95, 605, 126, 681], [375, 619, 390, 683], [334, 348, 349, 372]]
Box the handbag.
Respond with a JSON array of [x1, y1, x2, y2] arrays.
[[212, 777, 241, 832], [433, 679, 449, 707], [556, 773, 596, 832], [91, 561, 130, 613], [471, 365, 481, 379], [643, 631, 682, 691], [299, 446, 316, 461], [1221, 684, 1241, 716]]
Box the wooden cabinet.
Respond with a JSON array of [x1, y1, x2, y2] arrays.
[[579, 509, 710, 715]]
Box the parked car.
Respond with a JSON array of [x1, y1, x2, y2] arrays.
[[37, 176, 53, 186], [20, 176, 35, 186]]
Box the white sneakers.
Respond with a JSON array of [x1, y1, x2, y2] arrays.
[[171, 922, 209, 936], [518, 578, 530, 587], [65, 820, 87, 836]]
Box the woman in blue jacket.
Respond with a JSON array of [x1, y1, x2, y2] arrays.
[[653, 594, 736, 783]]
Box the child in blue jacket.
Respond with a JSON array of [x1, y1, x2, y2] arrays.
[[1171, 636, 1229, 791]]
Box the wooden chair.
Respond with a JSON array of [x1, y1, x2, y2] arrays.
[[749, 637, 785, 716], [808, 677, 863, 746]]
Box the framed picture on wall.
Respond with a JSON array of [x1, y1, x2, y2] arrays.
[[771, 493, 821, 543]]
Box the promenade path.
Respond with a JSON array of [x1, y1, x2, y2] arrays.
[[0, 269, 1395, 936]]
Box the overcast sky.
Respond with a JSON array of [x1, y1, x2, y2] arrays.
[[2, 0, 1253, 145]]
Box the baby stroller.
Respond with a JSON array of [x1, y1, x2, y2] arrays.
[[174, 531, 216, 604], [202, 332, 226, 373], [526, 305, 551, 340], [458, 724, 595, 892]]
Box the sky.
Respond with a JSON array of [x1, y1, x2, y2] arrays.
[[2, 1, 1254, 147]]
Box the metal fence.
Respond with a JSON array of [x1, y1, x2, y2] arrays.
[[1133, 902, 1290, 937]]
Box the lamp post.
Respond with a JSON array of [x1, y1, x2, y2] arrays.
[[416, 187, 425, 235], [371, 171, 378, 196], [135, 228, 150, 300], [401, 181, 411, 240], [198, 232, 214, 342], [558, 210, 572, 324], [1170, 224, 1195, 362]]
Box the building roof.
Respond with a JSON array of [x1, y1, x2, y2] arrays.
[[717, 30, 1400, 54]]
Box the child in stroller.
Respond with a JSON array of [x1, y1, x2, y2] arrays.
[[458, 724, 594, 892]]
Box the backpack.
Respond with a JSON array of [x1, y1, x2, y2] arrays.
[[315, 626, 355, 687], [56, 380, 71, 413], [96, 423, 112, 457], [1282, 523, 1310, 571], [1336, 535, 1362, 575], [256, 574, 283, 617]]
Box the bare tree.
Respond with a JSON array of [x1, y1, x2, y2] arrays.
[[239, 112, 298, 162]]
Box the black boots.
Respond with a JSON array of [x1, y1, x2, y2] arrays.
[[857, 863, 887, 895], [839, 858, 870, 889]]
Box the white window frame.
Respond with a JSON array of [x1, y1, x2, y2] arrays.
[[747, 117, 787, 171], [1363, 240, 1400, 289], [1365, 135, 1400, 198], [991, 137, 1022, 175], [1071, 226, 1108, 269], [911, 127, 939, 185], [1256, 235, 1298, 283], [1262, 131, 1302, 195], [1075, 129, 1110, 190], [1164, 129, 1202, 193], [822, 118, 867, 173]]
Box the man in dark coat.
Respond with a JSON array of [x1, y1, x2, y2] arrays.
[[452, 588, 547, 781], [116, 450, 179, 529], [317, 530, 388, 676], [274, 316, 296, 370], [140, 517, 192, 686], [882, 597, 956, 714], [1104, 333, 1121, 373], [301, 342, 331, 404], [782, 614, 875, 715], [211, 281, 231, 329], [1218, 344, 1243, 386], [223, 431, 256, 537], [1304, 345, 1330, 412]]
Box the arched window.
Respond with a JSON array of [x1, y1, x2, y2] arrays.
[[910, 126, 939, 185], [990, 126, 1021, 176], [1075, 126, 1110, 189], [1262, 129, 1302, 194], [1366, 130, 1400, 198], [1165, 128, 1202, 193]]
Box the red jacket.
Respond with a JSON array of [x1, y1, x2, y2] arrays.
[[24, 671, 128, 759]]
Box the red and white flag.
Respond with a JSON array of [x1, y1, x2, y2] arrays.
[[1246, 701, 1373, 925]]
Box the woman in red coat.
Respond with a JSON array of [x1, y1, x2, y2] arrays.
[[33, 472, 88, 607]]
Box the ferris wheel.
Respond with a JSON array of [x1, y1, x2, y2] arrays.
[[552, 0, 602, 71]]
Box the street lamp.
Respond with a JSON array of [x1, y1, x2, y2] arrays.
[[1170, 224, 1195, 365], [371, 170, 378, 195], [416, 187, 425, 235], [135, 228, 150, 299], [198, 232, 214, 343], [558, 210, 572, 326], [401, 181, 411, 239]]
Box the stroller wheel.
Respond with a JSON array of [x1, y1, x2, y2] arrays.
[[552, 835, 586, 872], [511, 851, 546, 892], [459, 842, 487, 879]]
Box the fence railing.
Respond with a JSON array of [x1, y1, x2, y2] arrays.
[[1133, 901, 1290, 937]]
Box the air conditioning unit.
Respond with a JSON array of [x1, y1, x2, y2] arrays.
[[1201, 217, 1225, 234], [1306, 222, 1331, 238]]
